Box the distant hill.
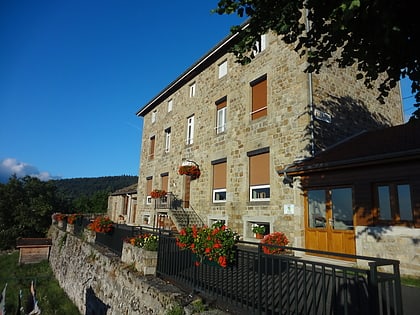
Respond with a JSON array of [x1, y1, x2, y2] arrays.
[[52, 175, 138, 200]]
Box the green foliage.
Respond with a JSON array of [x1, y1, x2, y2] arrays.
[[53, 175, 137, 213], [214, 0, 420, 117], [0, 175, 137, 249], [0, 176, 66, 249], [0, 251, 80, 314], [166, 303, 185, 315]]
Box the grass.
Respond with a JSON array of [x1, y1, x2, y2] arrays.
[[401, 276, 420, 288], [0, 251, 80, 314]]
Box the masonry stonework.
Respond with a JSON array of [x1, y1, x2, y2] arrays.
[[49, 226, 191, 315], [135, 31, 403, 251]]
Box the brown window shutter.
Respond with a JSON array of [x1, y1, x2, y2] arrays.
[[213, 162, 227, 189], [161, 175, 169, 192], [251, 77, 267, 120], [249, 152, 269, 185], [216, 99, 227, 110], [146, 178, 153, 195], [149, 136, 155, 159]]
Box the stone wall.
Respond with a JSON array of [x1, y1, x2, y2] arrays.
[[48, 226, 191, 315], [355, 226, 420, 278]]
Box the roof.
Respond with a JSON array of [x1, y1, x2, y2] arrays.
[[135, 24, 247, 117], [16, 238, 52, 247], [109, 183, 137, 196], [283, 121, 420, 175]]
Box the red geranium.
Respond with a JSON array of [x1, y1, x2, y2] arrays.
[[260, 232, 289, 255]]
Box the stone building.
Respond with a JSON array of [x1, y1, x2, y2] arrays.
[[134, 29, 403, 257], [107, 183, 137, 224]]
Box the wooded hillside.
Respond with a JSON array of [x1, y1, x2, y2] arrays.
[[52, 175, 138, 200]]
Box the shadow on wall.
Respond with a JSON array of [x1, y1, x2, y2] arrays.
[[85, 287, 109, 315], [302, 95, 391, 154]]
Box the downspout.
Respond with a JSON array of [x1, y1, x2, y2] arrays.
[[305, 6, 315, 157]]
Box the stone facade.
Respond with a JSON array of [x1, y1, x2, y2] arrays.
[[107, 183, 138, 224], [49, 226, 195, 315], [135, 31, 403, 249]]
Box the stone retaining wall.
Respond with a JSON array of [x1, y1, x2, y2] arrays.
[[48, 226, 192, 315]]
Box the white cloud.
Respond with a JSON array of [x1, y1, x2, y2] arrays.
[[0, 158, 58, 183]]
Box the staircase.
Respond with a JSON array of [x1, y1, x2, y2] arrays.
[[169, 205, 204, 231]]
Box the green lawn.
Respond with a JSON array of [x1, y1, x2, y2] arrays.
[[0, 251, 80, 315]]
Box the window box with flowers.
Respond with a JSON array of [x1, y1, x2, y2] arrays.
[[257, 231, 291, 274], [87, 216, 114, 234], [178, 165, 201, 180], [176, 222, 240, 268], [150, 189, 167, 199], [122, 233, 159, 275]]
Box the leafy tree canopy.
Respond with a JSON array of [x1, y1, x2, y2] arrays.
[[214, 0, 419, 118]]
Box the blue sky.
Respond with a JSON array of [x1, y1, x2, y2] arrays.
[[0, 1, 416, 183]]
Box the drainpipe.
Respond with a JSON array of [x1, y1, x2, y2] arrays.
[[305, 6, 315, 157]]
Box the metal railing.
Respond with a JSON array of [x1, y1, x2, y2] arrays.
[[156, 235, 403, 315]]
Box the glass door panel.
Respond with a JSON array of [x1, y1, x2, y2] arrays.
[[331, 188, 354, 230], [308, 190, 327, 228]]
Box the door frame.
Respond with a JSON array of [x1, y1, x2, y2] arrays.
[[304, 187, 356, 261]]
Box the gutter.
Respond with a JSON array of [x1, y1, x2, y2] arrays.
[[278, 149, 420, 177]]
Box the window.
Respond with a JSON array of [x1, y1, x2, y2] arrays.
[[307, 188, 354, 230], [146, 176, 153, 204], [215, 97, 227, 134], [167, 99, 173, 112], [189, 82, 196, 97], [377, 183, 413, 222], [186, 115, 194, 145], [248, 148, 270, 201], [149, 136, 155, 160], [212, 158, 227, 203], [252, 34, 267, 56], [164, 127, 171, 153], [218, 60, 227, 78], [151, 110, 157, 123], [161, 172, 169, 204], [250, 75, 267, 120]]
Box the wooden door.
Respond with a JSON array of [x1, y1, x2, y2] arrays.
[[183, 176, 191, 208], [305, 188, 356, 261]]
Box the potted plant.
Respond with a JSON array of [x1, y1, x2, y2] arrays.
[[126, 233, 159, 251], [87, 216, 114, 234], [178, 165, 201, 180], [176, 222, 239, 268], [252, 225, 266, 239]]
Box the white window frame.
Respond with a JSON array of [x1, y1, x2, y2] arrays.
[[189, 82, 196, 97], [250, 184, 270, 201], [218, 60, 227, 78], [146, 196, 152, 205], [165, 128, 171, 153], [253, 34, 267, 56], [213, 188, 227, 203], [151, 110, 157, 123], [167, 99, 173, 112], [186, 115, 194, 145], [216, 106, 227, 134]]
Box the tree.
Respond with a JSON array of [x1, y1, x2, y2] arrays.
[[214, 0, 419, 118], [0, 176, 66, 249]]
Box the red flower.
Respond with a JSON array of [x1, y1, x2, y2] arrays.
[[218, 256, 227, 268]]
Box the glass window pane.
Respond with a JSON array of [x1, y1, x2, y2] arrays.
[[308, 190, 326, 228], [331, 188, 354, 230], [398, 184, 413, 220], [378, 186, 392, 220]]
